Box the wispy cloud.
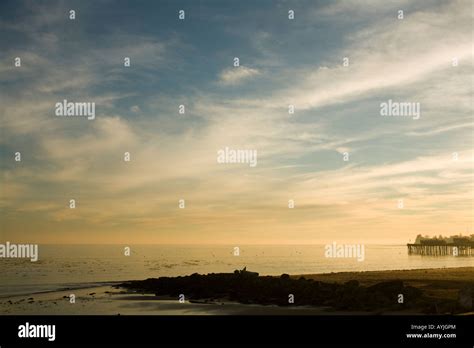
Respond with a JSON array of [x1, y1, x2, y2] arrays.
[[0, 0, 472, 244], [218, 66, 260, 85]]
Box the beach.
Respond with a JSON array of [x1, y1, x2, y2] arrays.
[[1, 267, 472, 315]]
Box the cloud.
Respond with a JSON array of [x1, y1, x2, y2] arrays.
[[130, 105, 141, 113], [218, 66, 260, 85], [238, 0, 470, 112], [0, 0, 472, 244], [407, 122, 473, 136]]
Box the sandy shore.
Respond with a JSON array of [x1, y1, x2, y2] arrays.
[[297, 266, 474, 285], [0, 285, 341, 315], [298, 267, 474, 305], [1, 267, 472, 315]]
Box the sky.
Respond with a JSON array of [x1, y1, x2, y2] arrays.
[[0, 0, 472, 245]]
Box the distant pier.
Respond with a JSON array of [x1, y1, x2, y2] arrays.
[[407, 243, 473, 256]]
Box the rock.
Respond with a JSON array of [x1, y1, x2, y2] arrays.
[[367, 280, 404, 296], [344, 280, 359, 289], [118, 272, 428, 312], [403, 285, 423, 300], [458, 286, 473, 309]]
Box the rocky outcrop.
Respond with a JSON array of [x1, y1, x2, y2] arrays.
[[119, 268, 468, 313]]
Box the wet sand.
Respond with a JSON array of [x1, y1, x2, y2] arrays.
[[0, 285, 338, 315]]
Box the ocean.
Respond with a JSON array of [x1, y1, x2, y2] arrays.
[[0, 244, 472, 296]]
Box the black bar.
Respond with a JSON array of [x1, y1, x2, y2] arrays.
[[0, 315, 472, 347]]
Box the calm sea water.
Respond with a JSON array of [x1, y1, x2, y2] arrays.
[[0, 244, 472, 296]]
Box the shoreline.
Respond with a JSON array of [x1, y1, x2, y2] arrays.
[[1, 267, 472, 315], [3, 266, 472, 296]]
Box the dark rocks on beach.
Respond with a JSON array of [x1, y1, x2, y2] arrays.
[[344, 280, 359, 289], [363, 280, 404, 306], [458, 286, 473, 309], [119, 268, 437, 312], [367, 280, 403, 293], [403, 285, 423, 300]]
